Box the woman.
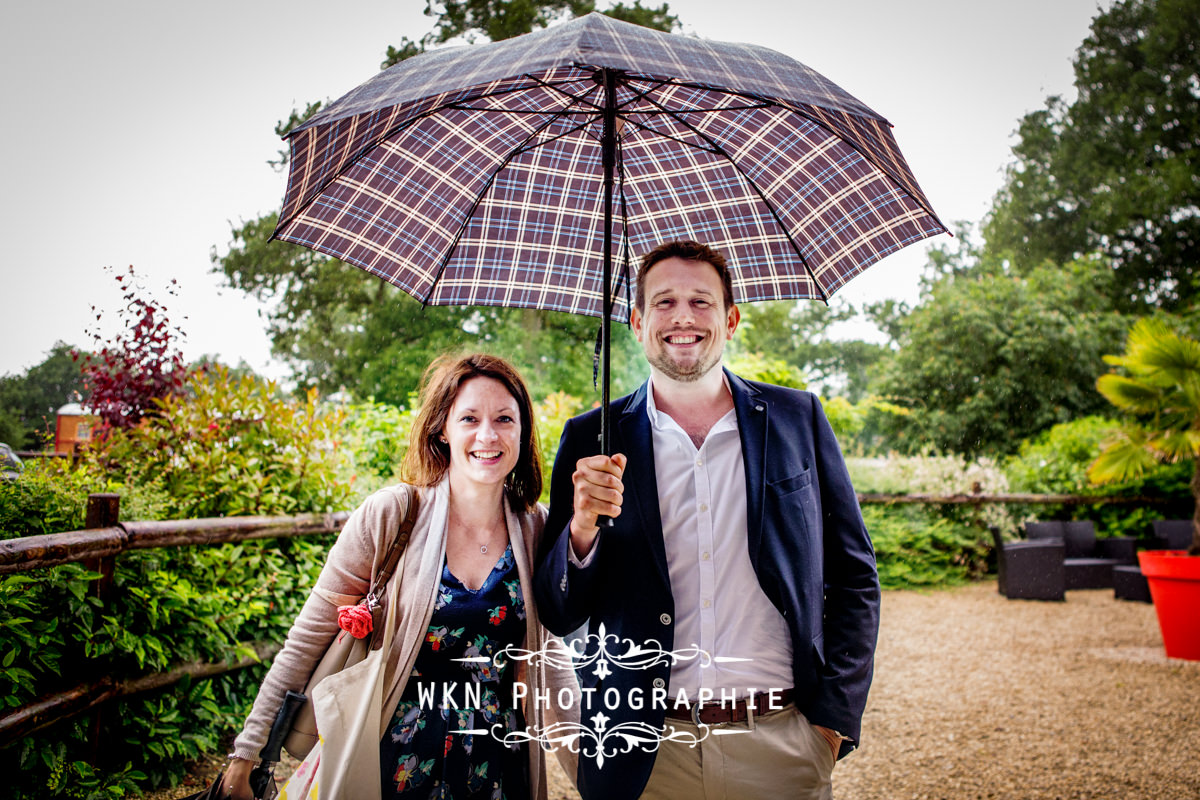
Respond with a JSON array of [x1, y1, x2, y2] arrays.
[[221, 353, 576, 800]]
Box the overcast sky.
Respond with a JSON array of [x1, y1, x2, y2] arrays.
[[0, 0, 1110, 380]]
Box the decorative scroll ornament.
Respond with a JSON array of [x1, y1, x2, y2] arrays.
[[499, 622, 713, 678], [458, 713, 712, 769]]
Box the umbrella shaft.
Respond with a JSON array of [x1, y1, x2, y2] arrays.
[[599, 68, 618, 458]]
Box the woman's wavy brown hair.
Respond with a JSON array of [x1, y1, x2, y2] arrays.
[[402, 352, 542, 511]]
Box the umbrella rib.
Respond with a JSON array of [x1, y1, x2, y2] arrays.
[[483, 78, 606, 157], [450, 74, 602, 115], [621, 116, 720, 154], [616, 146, 634, 317], [612, 74, 775, 117], [537, 72, 606, 114], [638, 93, 829, 302], [516, 115, 601, 153], [616, 75, 774, 116]]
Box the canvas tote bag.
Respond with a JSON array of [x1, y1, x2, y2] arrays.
[[283, 490, 418, 759], [308, 536, 406, 800]]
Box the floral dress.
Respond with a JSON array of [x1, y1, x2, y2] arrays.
[[380, 544, 529, 800]]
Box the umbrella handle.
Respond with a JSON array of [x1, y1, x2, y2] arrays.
[[597, 66, 619, 535]]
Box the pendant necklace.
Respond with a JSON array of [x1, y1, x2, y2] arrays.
[[451, 508, 500, 556]]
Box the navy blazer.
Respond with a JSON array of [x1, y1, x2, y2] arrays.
[[533, 370, 880, 800]]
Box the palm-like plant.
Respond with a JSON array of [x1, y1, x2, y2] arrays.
[[1088, 318, 1200, 555]]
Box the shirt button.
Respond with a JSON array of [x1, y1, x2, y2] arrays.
[[653, 678, 666, 689], [699, 503, 708, 512], [702, 599, 712, 609], [660, 613, 672, 625], [701, 551, 711, 561], [696, 457, 704, 466]]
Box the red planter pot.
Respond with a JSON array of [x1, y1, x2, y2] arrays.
[[1139, 550, 1200, 661]]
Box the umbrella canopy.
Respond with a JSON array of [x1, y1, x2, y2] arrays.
[[274, 12, 946, 447], [277, 12, 943, 314]]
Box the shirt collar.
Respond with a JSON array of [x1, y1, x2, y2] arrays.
[[645, 372, 736, 433]]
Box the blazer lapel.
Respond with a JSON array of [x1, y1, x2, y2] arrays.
[[727, 370, 767, 565], [616, 383, 671, 588]]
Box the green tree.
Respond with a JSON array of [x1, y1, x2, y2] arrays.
[[875, 256, 1129, 458], [470, 305, 646, 400], [0, 342, 86, 449], [422, 0, 677, 44], [1089, 316, 1200, 553], [732, 300, 887, 401], [983, 0, 1200, 310], [214, 214, 479, 401]]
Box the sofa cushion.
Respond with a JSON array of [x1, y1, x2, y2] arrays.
[[1152, 520, 1193, 550], [1062, 521, 1097, 559], [1025, 521, 1065, 542]]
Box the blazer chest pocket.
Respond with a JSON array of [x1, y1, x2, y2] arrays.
[[768, 468, 812, 497], [767, 468, 818, 543]]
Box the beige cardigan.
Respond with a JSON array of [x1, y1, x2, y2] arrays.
[[232, 480, 579, 799]]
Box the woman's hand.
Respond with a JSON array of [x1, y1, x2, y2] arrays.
[[219, 757, 257, 800]]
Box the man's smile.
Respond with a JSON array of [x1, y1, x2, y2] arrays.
[[664, 333, 704, 345]]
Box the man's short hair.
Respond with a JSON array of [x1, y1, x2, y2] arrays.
[[635, 240, 735, 313]]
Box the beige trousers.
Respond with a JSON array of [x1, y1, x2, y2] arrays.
[[639, 705, 836, 800]]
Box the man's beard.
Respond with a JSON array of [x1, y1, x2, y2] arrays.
[[646, 346, 721, 383]]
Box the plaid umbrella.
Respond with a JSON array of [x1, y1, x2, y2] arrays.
[[275, 12, 946, 448]]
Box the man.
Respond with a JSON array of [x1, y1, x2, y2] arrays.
[[534, 240, 880, 800]]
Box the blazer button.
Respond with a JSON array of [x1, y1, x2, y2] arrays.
[[659, 613, 672, 625], [653, 678, 666, 689]]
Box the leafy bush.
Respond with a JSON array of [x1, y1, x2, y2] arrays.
[[82, 366, 352, 518], [822, 395, 909, 456], [3, 539, 329, 797], [0, 461, 91, 539], [1004, 416, 1191, 538], [340, 398, 416, 478], [849, 452, 1012, 586], [849, 451, 1018, 533], [535, 391, 583, 502], [0, 460, 173, 541], [3, 366, 355, 798], [336, 397, 419, 503], [864, 504, 990, 589]]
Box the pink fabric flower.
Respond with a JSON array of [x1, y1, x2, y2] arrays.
[[337, 603, 373, 639]]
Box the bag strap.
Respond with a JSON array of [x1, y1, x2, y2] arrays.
[[368, 487, 420, 597]]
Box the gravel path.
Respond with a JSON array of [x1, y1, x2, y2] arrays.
[[164, 583, 1200, 800], [831, 583, 1199, 800]]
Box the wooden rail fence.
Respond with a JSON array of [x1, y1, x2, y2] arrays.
[[0, 489, 1168, 750], [0, 494, 349, 749]]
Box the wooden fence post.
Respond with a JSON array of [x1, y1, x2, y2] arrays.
[[84, 493, 120, 602], [82, 492, 119, 765]]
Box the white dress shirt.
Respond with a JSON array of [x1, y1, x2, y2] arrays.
[[645, 379, 794, 702]]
